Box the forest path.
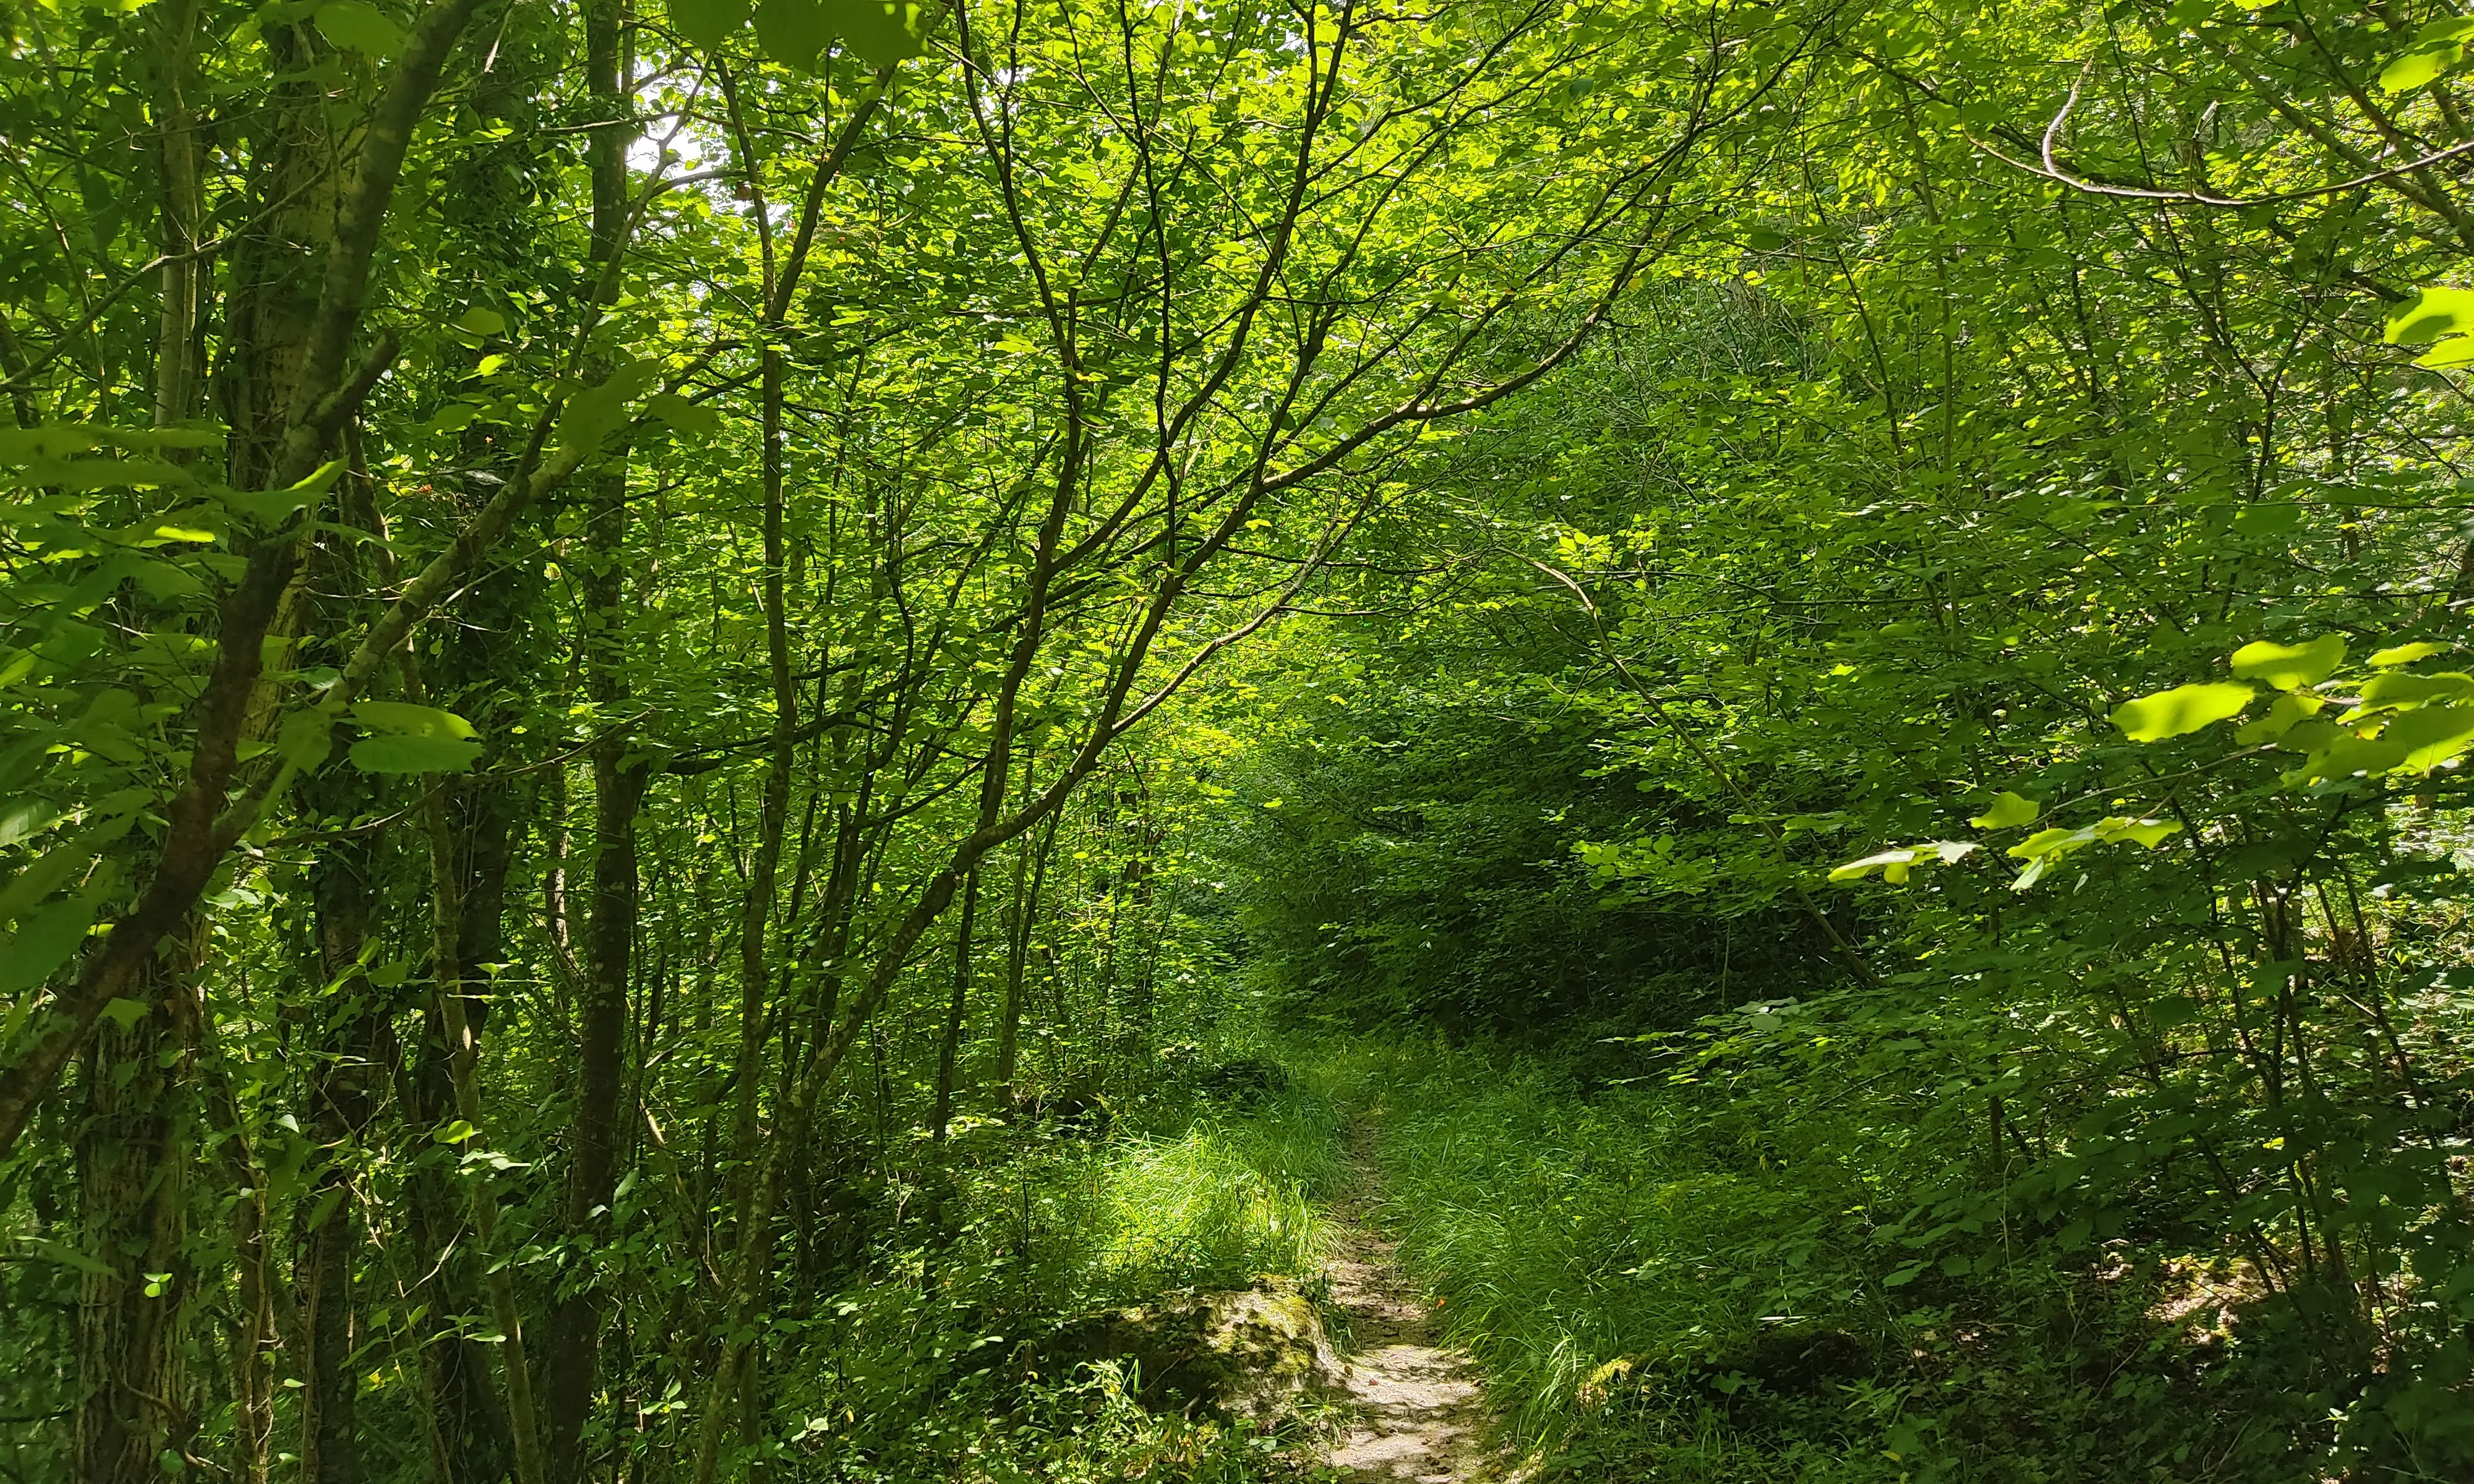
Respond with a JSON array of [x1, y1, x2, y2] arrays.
[[1314, 1120, 1516, 1483]]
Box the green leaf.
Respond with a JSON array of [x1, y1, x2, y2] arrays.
[[455, 306, 507, 337], [99, 996, 148, 1031], [315, 0, 409, 56], [0, 894, 101, 994], [1828, 848, 1912, 883], [2415, 338, 2474, 370], [0, 425, 102, 463], [1967, 791, 2040, 830], [754, 0, 834, 70], [554, 360, 664, 452], [2112, 681, 2254, 741], [22, 1237, 113, 1277], [348, 700, 482, 772], [825, 0, 924, 67], [0, 800, 60, 851], [2379, 18, 2474, 93], [1829, 842, 1974, 885], [2008, 825, 2079, 861], [2290, 733, 2415, 783], [0, 811, 137, 926], [2382, 704, 2474, 775], [2386, 286, 2474, 346], [349, 734, 484, 774], [2231, 503, 2301, 536], [351, 700, 477, 740], [2355, 671, 2474, 713], [276, 709, 335, 775], [2108, 819, 2180, 850], [671, 0, 754, 49], [2234, 691, 2322, 744], [2272, 718, 2342, 755], [215, 459, 346, 527], [2370, 642, 2448, 667], [2230, 635, 2345, 690], [646, 393, 721, 440]]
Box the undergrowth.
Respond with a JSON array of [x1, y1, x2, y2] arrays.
[[744, 1057, 1342, 1482], [1302, 1029, 2337, 1484]]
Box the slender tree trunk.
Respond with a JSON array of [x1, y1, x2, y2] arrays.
[[543, 1, 640, 1472], [298, 823, 390, 1484], [994, 776, 1059, 1111], [931, 869, 980, 1141], [215, 1094, 278, 1484]]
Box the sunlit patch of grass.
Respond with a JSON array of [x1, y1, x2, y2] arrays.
[[951, 1077, 1346, 1315], [762, 1081, 1348, 1483]]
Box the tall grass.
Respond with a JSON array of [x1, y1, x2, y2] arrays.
[[1298, 1031, 2317, 1483], [1303, 1038, 1867, 1452], [750, 1078, 1348, 1482], [1011, 1084, 1345, 1305]]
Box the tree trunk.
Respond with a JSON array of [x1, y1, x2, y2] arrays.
[[932, 869, 980, 1141], [74, 953, 197, 1484], [542, 0, 638, 1472], [994, 775, 1059, 1111]]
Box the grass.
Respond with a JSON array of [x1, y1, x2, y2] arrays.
[[1292, 1030, 2326, 1484], [753, 1019, 2330, 1482], [1027, 1083, 1345, 1304], [747, 1067, 1348, 1482]]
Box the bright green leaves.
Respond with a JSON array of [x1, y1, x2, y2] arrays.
[[2379, 17, 2474, 93], [829, 0, 926, 67], [2007, 816, 2180, 892], [214, 458, 346, 528], [753, 0, 833, 69], [670, 0, 753, 50], [2234, 691, 2322, 744], [314, 0, 409, 57], [1834, 813, 2183, 895], [2377, 704, 2474, 775], [1967, 791, 2040, 830], [646, 392, 721, 440], [276, 709, 336, 775], [2371, 642, 2447, 667], [2355, 670, 2474, 713], [751, 0, 924, 71], [555, 359, 664, 453], [1829, 840, 1976, 886], [2231, 635, 2344, 690], [452, 305, 507, 339], [348, 701, 482, 774], [2115, 636, 2474, 783], [2385, 287, 2474, 369], [2112, 681, 2253, 741]]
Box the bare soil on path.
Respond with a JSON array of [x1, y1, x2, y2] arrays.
[[1316, 1124, 1516, 1484]]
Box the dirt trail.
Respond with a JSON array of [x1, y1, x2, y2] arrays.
[[1317, 1124, 1513, 1483]]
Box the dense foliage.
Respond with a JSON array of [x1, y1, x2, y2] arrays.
[[11, 0, 2474, 1480]]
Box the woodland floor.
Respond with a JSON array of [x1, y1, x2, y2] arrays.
[[1315, 1121, 1514, 1484]]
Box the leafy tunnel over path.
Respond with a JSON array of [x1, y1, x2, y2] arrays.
[[9, 0, 2474, 1480]]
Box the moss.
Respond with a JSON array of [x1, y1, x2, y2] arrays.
[[1045, 1277, 1341, 1420]]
